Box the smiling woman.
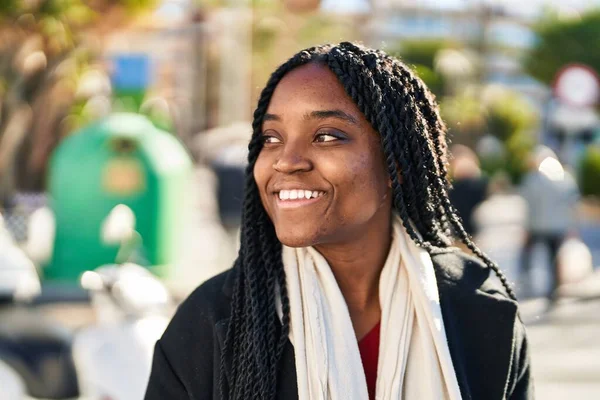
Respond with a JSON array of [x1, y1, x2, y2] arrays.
[[144, 43, 533, 400], [255, 63, 391, 248]]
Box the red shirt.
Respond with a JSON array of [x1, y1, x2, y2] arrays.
[[358, 322, 380, 400]]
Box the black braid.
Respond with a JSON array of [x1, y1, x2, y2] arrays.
[[220, 42, 516, 399], [341, 43, 516, 299], [218, 47, 328, 400]]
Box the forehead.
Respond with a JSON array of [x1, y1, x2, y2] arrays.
[[267, 63, 358, 113]]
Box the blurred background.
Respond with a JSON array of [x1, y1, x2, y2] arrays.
[[0, 0, 599, 399]]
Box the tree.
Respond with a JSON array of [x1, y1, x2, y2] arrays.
[[524, 10, 600, 85], [0, 0, 157, 197], [440, 86, 537, 183], [579, 144, 600, 198], [386, 39, 454, 96]]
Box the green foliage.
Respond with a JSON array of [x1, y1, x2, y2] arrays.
[[579, 145, 600, 197], [0, 0, 159, 195], [478, 87, 537, 183], [524, 10, 600, 85], [119, 0, 159, 13], [504, 131, 535, 184], [412, 64, 445, 97], [253, 17, 280, 53], [0, 0, 19, 16], [441, 87, 537, 183], [0, 0, 157, 20], [485, 89, 537, 142], [440, 91, 486, 146], [387, 39, 460, 96], [388, 40, 450, 70]]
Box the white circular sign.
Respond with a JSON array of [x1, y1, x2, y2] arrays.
[[554, 64, 600, 108]]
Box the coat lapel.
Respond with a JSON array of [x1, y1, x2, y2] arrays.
[[218, 251, 518, 400], [432, 250, 518, 400]]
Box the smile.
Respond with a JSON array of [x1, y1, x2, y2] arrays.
[[278, 189, 324, 200], [275, 189, 326, 209]]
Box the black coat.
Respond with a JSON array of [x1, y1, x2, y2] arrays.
[[145, 249, 534, 400]]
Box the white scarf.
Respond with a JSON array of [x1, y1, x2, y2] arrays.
[[279, 215, 463, 400]]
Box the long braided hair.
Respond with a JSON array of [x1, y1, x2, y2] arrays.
[[219, 42, 516, 399]]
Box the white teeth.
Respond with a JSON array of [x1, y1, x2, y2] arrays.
[[277, 189, 324, 201]]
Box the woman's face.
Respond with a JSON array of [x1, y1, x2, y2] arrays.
[[254, 63, 391, 248]]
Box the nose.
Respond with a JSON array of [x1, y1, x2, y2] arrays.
[[273, 144, 313, 174]]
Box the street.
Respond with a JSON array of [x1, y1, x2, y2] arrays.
[[522, 297, 600, 398], [475, 193, 600, 399]]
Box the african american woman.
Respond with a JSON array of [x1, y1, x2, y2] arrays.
[[144, 43, 533, 400]]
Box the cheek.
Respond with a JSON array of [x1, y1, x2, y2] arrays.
[[354, 154, 387, 201], [329, 150, 389, 212]]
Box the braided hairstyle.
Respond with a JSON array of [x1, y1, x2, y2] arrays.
[[219, 42, 515, 399]]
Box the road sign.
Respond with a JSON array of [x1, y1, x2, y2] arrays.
[[110, 54, 151, 91], [553, 64, 600, 108]]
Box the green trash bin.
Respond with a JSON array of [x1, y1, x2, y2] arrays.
[[44, 113, 193, 282]]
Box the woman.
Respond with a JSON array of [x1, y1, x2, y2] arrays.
[[145, 43, 533, 400]]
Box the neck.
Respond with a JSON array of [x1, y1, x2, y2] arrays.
[[314, 216, 392, 312]]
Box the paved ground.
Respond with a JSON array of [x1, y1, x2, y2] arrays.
[[475, 193, 600, 400], [521, 296, 600, 399]]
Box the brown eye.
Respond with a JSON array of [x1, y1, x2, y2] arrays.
[[262, 135, 282, 144], [315, 131, 344, 143]]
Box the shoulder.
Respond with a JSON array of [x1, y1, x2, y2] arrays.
[[430, 247, 514, 301], [431, 249, 533, 398], [158, 268, 236, 368], [181, 268, 236, 313], [148, 270, 237, 397], [163, 268, 235, 340]]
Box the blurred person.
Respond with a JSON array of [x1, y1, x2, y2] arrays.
[[448, 145, 489, 238], [145, 43, 532, 400], [519, 146, 580, 301]]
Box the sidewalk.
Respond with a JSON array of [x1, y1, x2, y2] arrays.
[[521, 295, 600, 399], [475, 193, 600, 399]]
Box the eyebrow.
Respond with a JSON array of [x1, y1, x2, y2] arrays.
[[263, 113, 281, 122], [263, 109, 358, 125], [307, 110, 358, 125]]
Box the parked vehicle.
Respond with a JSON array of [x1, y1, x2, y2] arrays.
[[0, 205, 173, 400]]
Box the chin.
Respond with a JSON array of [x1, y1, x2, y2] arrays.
[[274, 225, 321, 248]]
